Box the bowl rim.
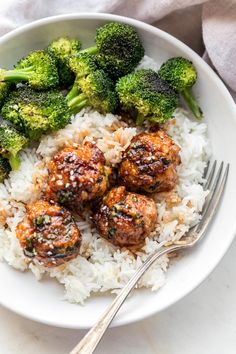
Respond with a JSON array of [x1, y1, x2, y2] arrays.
[[0, 12, 236, 329]]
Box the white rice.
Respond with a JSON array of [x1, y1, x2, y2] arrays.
[[0, 56, 211, 304]]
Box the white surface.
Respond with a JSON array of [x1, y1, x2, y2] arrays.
[[0, 13, 236, 329], [1, 237, 236, 354]]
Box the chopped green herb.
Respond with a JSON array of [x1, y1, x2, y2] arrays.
[[108, 227, 116, 239], [101, 166, 107, 177], [33, 214, 51, 227], [44, 215, 51, 224], [33, 216, 44, 226]]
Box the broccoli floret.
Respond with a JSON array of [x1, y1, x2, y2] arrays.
[[47, 37, 81, 87], [0, 51, 59, 90], [67, 69, 118, 114], [81, 22, 144, 79], [116, 69, 179, 125], [0, 156, 11, 182], [1, 86, 71, 141], [66, 53, 98, 102], [158, 57, 202, 120], [0, 125, 28, 170], [69, 52, 97, 77], [0, 82, 11, 108]]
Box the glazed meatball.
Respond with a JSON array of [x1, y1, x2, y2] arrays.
[[119, 130, 181, 193], [93, 186, 157, 248], [45, 141, 111, 210], [16, 200, 81, 267]]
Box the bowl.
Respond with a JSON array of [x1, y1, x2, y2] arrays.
[[0, 13, 235, 329]]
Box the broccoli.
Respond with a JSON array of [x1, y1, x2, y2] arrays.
[[47, 37, 81, 87], [1, 86, 71, 141], [69, 52, 97, 78], [1, 72, 117, 141], [158, 57, 202, 120], [0, 156, 11, 182], [0, 125, 28, 170], [0, 51, 59, 90], [66, 53, 98, 102], [67, 69, 118, 114], [0, 82, 11, 109], [116, 69, 179, 125], [80, 22, 144, 79]]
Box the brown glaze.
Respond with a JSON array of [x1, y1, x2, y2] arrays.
[[93, 186, 157, 248], [45, 141, 111, 211], [119, 130, 181, 193], [16, 200, 81, 267]]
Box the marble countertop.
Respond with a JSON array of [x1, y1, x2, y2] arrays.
[[1, 237, 236, 354]]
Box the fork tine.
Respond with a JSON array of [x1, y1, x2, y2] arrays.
[[202, 160, 210, 179], [194, 163, 229, 237], [204, 160, 217, 190], [202, 162, 224, 214]]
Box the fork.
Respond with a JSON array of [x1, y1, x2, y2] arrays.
[[69, 161, 229, 354]]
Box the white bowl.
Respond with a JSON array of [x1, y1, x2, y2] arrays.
[[0, 13, 235, 329]]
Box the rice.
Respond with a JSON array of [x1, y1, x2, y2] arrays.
[[0, 56, 211, 304]]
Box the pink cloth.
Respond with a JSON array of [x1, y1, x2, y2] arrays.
[[0, 0, 235, 99]]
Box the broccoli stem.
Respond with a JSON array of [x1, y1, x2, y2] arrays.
[[67, 93, 88, 113], [66, 69, 90, 102], [136, 112, 146, 125], [2, 68, 34, 83], [8, 154, 21, 170], [66, 84, 81, 102], [80, 46, 98, 55], [181, 88, 203, 120], [67, 93, 87, 108], [67, 57, 99, 101], [72, 99, 88, 113]]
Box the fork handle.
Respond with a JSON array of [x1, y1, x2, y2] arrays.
[[69, 243, 184, 354]]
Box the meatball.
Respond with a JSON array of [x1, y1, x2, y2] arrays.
[[93, 186, 157, 248], [45, 141, 111, 210], [16, 200, 81, 267], [119, 130, 181, 193]]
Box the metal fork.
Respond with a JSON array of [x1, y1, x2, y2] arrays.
[[70, 161, 229, 354]]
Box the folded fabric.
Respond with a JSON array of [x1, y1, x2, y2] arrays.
[[203, 0, 236, 99]]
